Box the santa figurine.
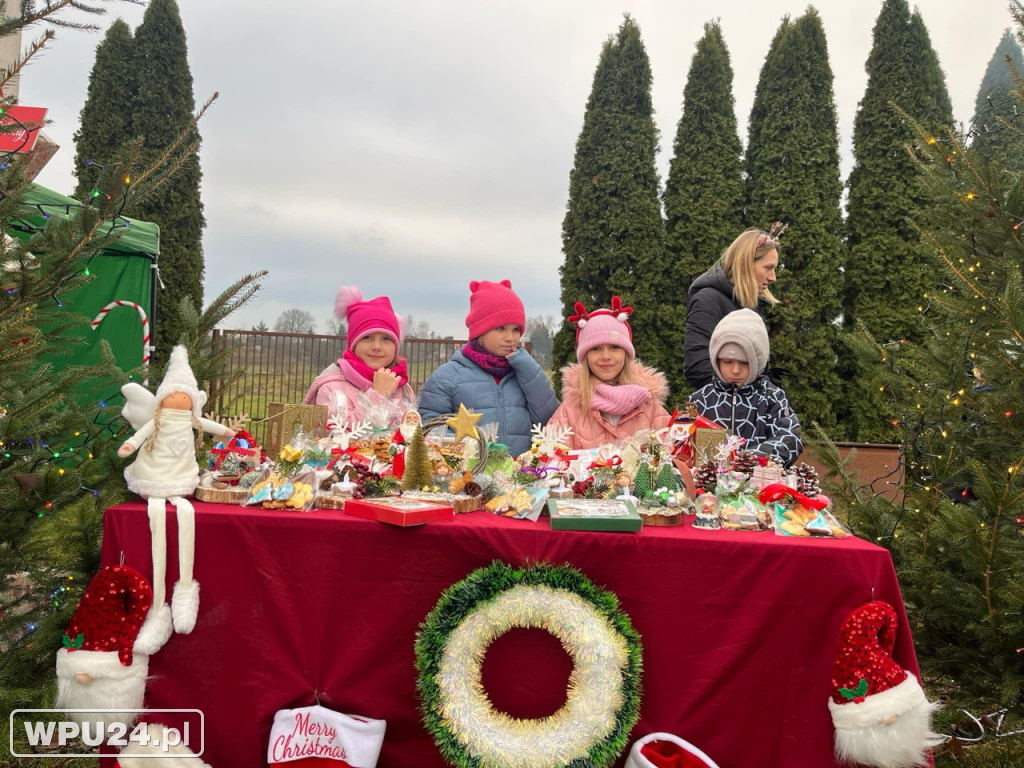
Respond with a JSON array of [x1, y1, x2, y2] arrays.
[[118, 345, 235, 639], [55, 565, 166, 732], [828, 601, 942, 768], [388, 408, 422, 479]]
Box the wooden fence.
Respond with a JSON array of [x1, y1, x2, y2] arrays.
[[208, 329, 527, 447]]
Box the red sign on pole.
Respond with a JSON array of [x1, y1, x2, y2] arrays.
[[0, 106, 48, 153]]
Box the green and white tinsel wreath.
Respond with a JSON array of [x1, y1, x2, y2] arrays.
[[415, 560, 643, 768]]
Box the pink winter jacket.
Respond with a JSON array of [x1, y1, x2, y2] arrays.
[[548, 362, 672, 450], [303, 363, 415, 429]]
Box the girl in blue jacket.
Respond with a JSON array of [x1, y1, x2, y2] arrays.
[[417, 279, 559, 457]]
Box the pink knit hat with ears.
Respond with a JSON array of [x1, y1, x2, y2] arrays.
[[465, 279, 525, 339], [569, 296, 635, 362], [336, 286, 404, 352]]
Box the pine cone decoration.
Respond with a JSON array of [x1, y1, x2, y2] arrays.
[[794, 462, 820, 497], [732, 449, 759, 478], [694, 460, 718, 493], [463, 481, 482, 497]]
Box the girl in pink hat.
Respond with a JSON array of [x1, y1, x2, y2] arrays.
[[417, 279, 559, 457], [304, 286, 415, 428], [548, 297, 671, 450]]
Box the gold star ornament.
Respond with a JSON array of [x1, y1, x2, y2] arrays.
[[446, 404, 483, 442]]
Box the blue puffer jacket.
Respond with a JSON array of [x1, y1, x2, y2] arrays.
[[686, 375, 803, 468], [417, 348, 560, 457]]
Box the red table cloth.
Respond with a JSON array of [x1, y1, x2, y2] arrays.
[[100, 500, 920, 767]]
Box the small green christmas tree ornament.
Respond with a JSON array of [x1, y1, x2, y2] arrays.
[[655, 461, 681, 491], [401, 425, 434, 491], [633, 462, 653, 499]]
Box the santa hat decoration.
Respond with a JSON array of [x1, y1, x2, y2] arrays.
[[335, 285, 404, 352], [55, 565, 169, 731], [625, 732, 720, 768], [59, 564, 153, 666], [267, 704, 386, 768], [155, 345, 206, 419], [828, 601, 942, 768], [569, 296, 636, 362]]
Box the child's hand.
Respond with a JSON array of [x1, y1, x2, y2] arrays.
[[373, 368, 401, 397], [117, 442, 135, 458], [504, 345, 519, 360]]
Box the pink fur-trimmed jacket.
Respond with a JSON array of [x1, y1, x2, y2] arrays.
[[548, 362, 672, 450], [303, 362, 415, 429]]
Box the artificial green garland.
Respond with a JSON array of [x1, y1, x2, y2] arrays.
[[415, 560, 643, 768]]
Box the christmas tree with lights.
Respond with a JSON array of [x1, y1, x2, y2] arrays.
[[0, 2, 264, 738], [831, 54, 1024, 703]]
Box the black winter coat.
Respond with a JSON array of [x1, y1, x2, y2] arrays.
[[684, 264, 743, 388], [686, 375, 803, 468]]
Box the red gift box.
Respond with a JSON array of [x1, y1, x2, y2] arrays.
[[344, 496, 454, 527]]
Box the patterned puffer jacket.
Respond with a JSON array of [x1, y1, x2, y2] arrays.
[[686, 375, 803, 468]]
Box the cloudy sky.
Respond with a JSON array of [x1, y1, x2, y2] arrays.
[[17, 0, 1021, 338]]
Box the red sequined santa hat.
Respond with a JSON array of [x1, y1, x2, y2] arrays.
[[828, 601, 941, 767], [60, 564, 153, 666]]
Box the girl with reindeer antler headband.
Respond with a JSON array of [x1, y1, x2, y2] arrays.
[[684, 223, 787, 388], [548, 296, 672, 450]]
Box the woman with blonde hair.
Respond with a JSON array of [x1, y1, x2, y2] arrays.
[[683, 224, 785, 388], [548, 297, 671, 450]]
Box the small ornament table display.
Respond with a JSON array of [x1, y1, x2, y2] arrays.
[[415, 561, 642, 768], [195, 427, 266, 503]]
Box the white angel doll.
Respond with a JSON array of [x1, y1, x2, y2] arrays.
[[118, 345, 235, 639]]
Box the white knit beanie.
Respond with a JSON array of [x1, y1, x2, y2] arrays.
[[154, 345, 206, 419], [709, 309, 769, 386]]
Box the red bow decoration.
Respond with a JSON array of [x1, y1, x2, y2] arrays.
[[209, 429, 266, 472], [757, 483, 829, 511]]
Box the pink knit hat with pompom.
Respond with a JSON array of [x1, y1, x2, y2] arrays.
[[335, 286, 404, 352], [569, 296, 635, 362]]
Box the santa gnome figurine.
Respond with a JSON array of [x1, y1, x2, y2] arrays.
[[828, 601, 943, 768], [55, 565, 167, 732]]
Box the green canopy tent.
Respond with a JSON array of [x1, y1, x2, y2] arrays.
[[9, 183, 160, 382]]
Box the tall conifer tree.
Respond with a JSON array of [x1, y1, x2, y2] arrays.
[[744, 10, 844, 431], [663, 21, 744, 400], [72, 19, 134, 200], [554, 16, 666, 384], [129, 0, 204, 358], [971, 29, 1024, 172], [843, 0, 952, 440]]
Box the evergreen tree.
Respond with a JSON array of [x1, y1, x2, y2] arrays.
[[632, 462, 652, 499], [655, 460, 680, 492], [72, 18, 135, 200], [843, 0, 953, 440], [663, 21, 744, 401], [971, 29, 1024, 172], [554, 16, 666, 385], [744, 10, 844, 431], [830, 105, 1024, 706], [401, 425, 433, 491], [128, 0, 205, 359]]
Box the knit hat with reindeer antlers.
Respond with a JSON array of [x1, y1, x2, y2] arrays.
[[569, 297, 635, 362]]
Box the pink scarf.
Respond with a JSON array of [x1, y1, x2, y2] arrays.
[[339, 350, 409, 391], [591, 383, 651, 416]]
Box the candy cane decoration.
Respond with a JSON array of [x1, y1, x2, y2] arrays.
[[91, 300, 151, 385]]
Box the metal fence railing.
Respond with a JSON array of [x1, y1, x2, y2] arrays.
[[208, 329, 529, 447]]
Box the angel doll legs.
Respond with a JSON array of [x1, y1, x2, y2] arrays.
[[145, 496, 199, 637]]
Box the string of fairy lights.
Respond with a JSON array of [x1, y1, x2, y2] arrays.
[[864, 93, 1024, 547]]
